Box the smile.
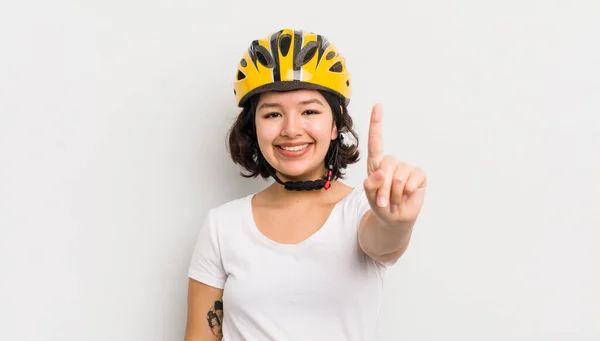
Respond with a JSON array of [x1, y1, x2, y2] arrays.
[[278, 144, 310, 151], [276, 143, 313, 158]]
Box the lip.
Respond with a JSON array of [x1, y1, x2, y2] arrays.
[[275, 143, 312, 158], [277, 142, 313, 147]]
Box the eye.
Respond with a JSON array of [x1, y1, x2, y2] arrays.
[[303, 110, 319, 115], [263, 112, 281, 118]]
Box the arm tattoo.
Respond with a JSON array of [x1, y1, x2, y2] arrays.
[[206, 300, 223, 337]]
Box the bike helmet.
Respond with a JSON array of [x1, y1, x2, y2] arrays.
[[233, 28, 351, 107]]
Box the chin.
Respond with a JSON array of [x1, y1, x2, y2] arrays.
[[263, 149, 327, 180], [276, 164, 325, 181]]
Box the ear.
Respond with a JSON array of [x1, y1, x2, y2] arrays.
[[331, 104, 343, 140], [331, 120, 339, 140]]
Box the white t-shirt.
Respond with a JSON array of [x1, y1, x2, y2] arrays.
[[188, 187, 392, 341]]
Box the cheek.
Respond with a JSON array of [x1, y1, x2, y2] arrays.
[[255, 122, 279, 148], [307, 119, 334, 141]]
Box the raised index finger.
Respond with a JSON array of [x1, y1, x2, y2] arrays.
[[368, 103, 384, 164]]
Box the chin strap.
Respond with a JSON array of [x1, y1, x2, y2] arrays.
[[269, 165, 333, 191]]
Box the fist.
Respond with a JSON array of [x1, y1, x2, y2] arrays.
[[364, 104, 427, 225]]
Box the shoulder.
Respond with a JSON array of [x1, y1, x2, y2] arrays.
[[332, 186, 372, 231], [212, 193, 252, 215], [204, 193, 254, 226], [339, 186, 371, 217]]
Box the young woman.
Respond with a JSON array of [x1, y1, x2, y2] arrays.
[[184, 28, 427, 341]]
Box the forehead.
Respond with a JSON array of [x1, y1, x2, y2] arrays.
[[257, 89, 327, 107]]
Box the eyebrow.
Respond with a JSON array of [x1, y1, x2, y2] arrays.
[[258, 98, 324, 110]]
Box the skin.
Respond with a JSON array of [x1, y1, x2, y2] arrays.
[[253, 89, 427, 260], [184, 89, 427, 340], [251, 90, 356, 244], [255, 89, 339, 184], [184, 281, 223, 341], [358, 103, 427, 264]]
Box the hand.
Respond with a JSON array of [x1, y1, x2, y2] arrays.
[[364, 104, 427, 225]]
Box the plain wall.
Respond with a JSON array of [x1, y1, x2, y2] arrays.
[[1, 0, 598, 340]]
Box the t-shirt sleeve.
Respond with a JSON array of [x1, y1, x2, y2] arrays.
[[354, 187, 372, 223], [188, 208, 227, 289]]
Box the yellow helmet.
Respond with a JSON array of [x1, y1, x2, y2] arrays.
[[233, 28, 351, 107]]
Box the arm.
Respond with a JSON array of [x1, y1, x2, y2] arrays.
[[358, 103, 427, 265], [359, 209, 415, 264], [184, 279, 224, 341]]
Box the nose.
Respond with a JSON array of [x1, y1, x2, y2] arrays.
[[280, 114, 303, 137]]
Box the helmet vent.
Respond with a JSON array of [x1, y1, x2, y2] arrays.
[[329, 61, 343, 73], [255, 45, 274, 68], [326, 51, 336, 60], [240, 58, 247, 67], [237, 70, 246, 80], [295, 41, 318, 67], [279, 34, 292, 56]]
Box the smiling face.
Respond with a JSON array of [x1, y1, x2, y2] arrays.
[[255, 89, 338, 181]]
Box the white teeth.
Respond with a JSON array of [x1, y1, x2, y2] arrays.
[[280, 144, 309, 151]]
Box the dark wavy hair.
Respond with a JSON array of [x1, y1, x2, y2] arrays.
[[227, 90, 360, 180]]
